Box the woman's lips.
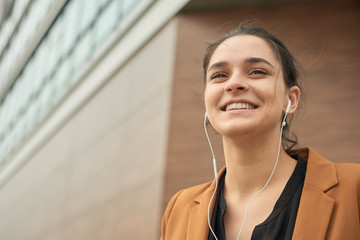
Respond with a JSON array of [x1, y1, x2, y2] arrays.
[[221, 102, 259, 111]]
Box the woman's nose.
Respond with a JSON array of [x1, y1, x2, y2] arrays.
[[225, 75, 249, 93]]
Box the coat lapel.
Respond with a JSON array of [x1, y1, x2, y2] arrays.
[[292, 184, 335, 239], [292, 148, 338, 240], [187, 168, 226, 240]]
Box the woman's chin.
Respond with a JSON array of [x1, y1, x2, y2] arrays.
[[216, 124, 256, 138]]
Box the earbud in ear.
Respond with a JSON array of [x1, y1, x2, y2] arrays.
[[285, 99, 291, 114], [282, 100, 291, 127]]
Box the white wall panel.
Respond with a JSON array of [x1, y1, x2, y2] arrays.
[[0, 18, 178, 240]]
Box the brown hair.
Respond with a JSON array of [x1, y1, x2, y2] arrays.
[[202, 25, 303, 151]]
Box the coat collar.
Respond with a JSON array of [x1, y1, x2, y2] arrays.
[[188, 148, 338, 240], [292, 147, 338, 239], [297, 147, 338, 191]]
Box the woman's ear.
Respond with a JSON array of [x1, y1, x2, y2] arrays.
[[287, 86, 301, 114]]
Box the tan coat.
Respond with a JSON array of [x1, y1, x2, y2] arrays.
[[161, 148, 360, 239]]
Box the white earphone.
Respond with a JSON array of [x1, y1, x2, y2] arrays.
[[204, 112, 218, 180], [286, 99, 292, 114], [204, 98, 292, 240], [282, 99, 291, 127]]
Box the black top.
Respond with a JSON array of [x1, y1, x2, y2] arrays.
[[208, 155, 307, 240]]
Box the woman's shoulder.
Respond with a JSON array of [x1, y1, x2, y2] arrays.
[[334, 162, 360, 183], [335, 162, 360, 171]]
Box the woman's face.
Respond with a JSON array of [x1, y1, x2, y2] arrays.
[[204, 35, 290, 137]]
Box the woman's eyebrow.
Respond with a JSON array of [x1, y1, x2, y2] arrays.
[[208, 58, 274, 73], [207, 61, 228, 73], [245, 57, 274, 68]]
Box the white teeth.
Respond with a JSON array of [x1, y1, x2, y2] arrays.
[[225, 103, 255, 111]]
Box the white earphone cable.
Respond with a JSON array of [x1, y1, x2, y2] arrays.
[[204, 112, 219, 240], [235, 116, 286, 240], [204, 110, 289, 240]]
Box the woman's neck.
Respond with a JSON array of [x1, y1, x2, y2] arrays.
[[222, 130, 296, 199]]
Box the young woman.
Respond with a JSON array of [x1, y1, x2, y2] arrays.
[[161, 25, 360, 240]]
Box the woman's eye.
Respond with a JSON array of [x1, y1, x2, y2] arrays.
[[210, 73, 227, 80], [250, 69, 267, 75]]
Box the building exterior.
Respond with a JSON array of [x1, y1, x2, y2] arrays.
[[0, 0, 359, 239]]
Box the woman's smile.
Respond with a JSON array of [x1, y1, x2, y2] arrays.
[[221, 101, 259, 111], [225, 103, 256, 111]]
